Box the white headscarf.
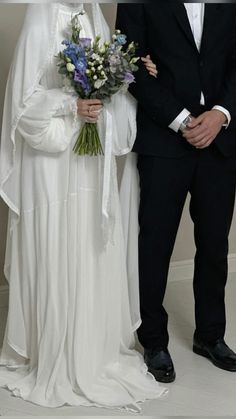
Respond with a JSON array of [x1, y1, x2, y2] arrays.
[[0, 3, 111, 216]]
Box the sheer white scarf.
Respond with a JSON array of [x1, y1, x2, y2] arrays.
[[0, 3, 136, 213]]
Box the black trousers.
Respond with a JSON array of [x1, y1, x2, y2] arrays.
[[137, 145, 236, 350]]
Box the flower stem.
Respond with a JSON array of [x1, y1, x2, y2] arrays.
[[73, 123, 104, 156]]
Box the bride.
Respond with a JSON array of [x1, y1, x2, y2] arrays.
[[0, 2, 165, 412]]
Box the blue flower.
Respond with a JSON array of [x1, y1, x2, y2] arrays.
[[124, 72, 135, 84], [74, 70, 91, 95], [80, 38, 92, 49], [64, 43, 85, 59], [116, 34, 127, 46], [62, 39, 71, 46], [63, 42, 88, 74], [75, 58, 87, 73]]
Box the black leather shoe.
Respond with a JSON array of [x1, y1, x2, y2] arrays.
[[193, 337, 236, 372], [144, 348, 176, 383]]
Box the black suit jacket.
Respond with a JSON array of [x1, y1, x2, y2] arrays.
[[116, 4, 236, 157]]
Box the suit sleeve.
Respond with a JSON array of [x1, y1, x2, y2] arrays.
[[216, 13, 236, 118], [116, 4, 185, 128]]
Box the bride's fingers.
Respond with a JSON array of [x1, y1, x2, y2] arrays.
[[92, 105, 103, 112], [144, 63, 157, 71], [84, 99, 103, 106], [78, 104, 103, 120], [141, 56, 150, 62], [142, 55, 153, 65], [146, 65, 158, 75], [146, 64, 157, 71], [85, 117, 97, 123], [149, 69, 158, 75], [141, 57, 158, 75]]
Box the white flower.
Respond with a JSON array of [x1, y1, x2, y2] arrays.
[[93, 75, 98, 80], [92, 53, 100, 61], [66, 63, 75, 72], [99, 46, 106, 54], [94, 78, 106, 89]]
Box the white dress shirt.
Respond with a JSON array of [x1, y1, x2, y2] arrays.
[[169, 3, 231, 132]]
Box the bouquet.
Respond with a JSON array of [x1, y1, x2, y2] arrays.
[[57, 13, 139, 156]]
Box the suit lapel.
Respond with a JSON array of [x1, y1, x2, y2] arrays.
[[172, 3, 222, 54], [172, 3, 198, 52], [200, 4, 222, 54]]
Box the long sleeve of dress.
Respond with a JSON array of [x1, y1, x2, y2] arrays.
[[17, 86, 78, 153]]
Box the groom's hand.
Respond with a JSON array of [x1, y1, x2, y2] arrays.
[[182, 110, 227, 149]]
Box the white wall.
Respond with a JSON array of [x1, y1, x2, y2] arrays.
[[0, 4, 235, 286]]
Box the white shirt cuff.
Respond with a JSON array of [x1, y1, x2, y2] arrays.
[[212, 105, 231, 128], [169, 108, 191, 133]]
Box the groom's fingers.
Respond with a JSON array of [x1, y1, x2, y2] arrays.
[[193, 136, 211, 147], [183, 125, 206, 141], [187, 113, 205, 128], [199, 138, 214, 148], [195, 136, 214, 148]]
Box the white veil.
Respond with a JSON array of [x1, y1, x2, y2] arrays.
[[0, 3, 140, 330], [0, 3, 110, 216]]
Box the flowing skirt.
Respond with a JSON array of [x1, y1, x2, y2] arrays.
[[0, 142, 166, 411]]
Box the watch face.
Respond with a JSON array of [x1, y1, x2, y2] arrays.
[[184, 116, 192, 124]]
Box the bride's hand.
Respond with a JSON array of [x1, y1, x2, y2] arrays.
[[77, 98, 103, 123], [142, 55, 158, 78]]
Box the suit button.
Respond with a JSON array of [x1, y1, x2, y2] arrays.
[[200, 61, 204, 67]]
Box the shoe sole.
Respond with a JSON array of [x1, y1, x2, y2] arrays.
[[148, 367, 176, 383], [193, 345, 236, 372]]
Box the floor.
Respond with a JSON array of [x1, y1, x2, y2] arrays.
[[0, 275, 236, 416]]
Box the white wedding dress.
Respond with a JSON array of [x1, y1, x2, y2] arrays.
[[0, 3, 166, 411]]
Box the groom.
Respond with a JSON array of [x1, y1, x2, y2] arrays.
[[116, 3, 236, 382]]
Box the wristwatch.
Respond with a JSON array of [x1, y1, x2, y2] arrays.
[[179, 115, 192, 133]]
